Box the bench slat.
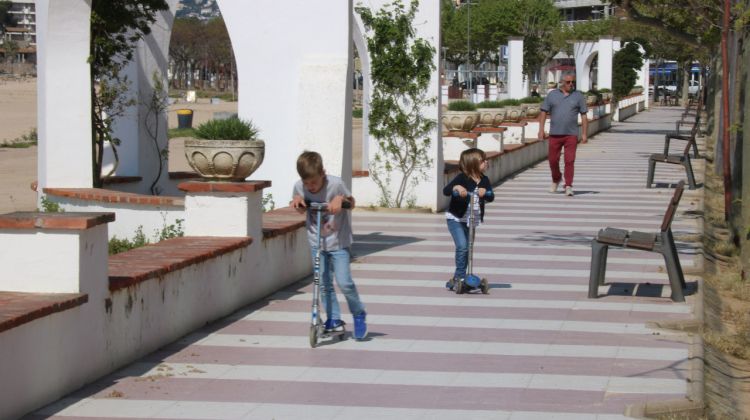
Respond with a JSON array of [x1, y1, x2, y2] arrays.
[[625, 231, 657, 250]]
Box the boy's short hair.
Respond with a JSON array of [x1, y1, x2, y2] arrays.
[[297, 151, 325, 179]]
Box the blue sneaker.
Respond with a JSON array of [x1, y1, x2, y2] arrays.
[[445, 277, 456, 290], [353, 311, 367, 340], [324, 319, 345, 333]]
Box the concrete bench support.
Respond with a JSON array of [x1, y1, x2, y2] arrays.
[[179, 180, 271, 238]]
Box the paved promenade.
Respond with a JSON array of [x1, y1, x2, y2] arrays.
[[31, 107, 703, 419]]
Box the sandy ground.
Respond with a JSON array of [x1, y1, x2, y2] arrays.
[[0, 78, 363, 213]]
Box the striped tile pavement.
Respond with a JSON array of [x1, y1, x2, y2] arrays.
[[31, 108, 703, 419]]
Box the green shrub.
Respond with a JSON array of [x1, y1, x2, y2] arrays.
[[39, 196, 63, 213], [168, 128, 196, 139], [520, 96, 543, 104], [194, 117, 259, 140], [109, 226, 149, 255], [598, 88, 612, 93], [501, 99, 521, 106], [352, 108, 363, 118], [476, 100, 505, 108], [447, 101, 477, 111]]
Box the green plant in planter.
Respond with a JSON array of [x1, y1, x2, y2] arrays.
[[447, 100, 477, 111], [476, 100, 505, 108], [598, 88, 612, 93], [520, 96, 543, 104], [194, 117, 259, 140], [501, 99, 521, 106]]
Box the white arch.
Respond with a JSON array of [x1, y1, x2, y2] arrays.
[[574, 41, 597, 92]]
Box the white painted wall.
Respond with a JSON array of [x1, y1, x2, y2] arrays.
[[574, 41, 597, 92], [351, 0, 443, 210], [217, 0, 353, 204], [36, 0, 93, 192], [507, 37, 525, 99], [597, 37, 614, 90]]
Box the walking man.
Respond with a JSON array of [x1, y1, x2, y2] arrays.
[[537, 73, 588, 196]]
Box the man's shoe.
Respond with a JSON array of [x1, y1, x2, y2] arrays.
[[324, 319, 345, 333], [353, 311, 368, 340], [549, 182, 559, 193], [565, 186, 574, 196], [446, 277, 455, 290]]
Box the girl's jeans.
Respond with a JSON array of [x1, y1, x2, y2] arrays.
[[311, 247, 365, 322], [447, 219, 469, 279]]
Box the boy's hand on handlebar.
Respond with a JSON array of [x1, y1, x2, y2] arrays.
[[328, 195, 348, 214], [291, 195, 306, 213]]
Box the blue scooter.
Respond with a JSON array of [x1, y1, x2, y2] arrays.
[[453, 188, 489, 295]]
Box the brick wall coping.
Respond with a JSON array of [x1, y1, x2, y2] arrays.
[[498, 121, 528, 127], [442, 131, 479, 140], [0, 292, 88, 333], [444, 140, 542, 174], [471, 126, 507, 133], [108, 236, 252, 291], [169, 171, 202, 180], [262, 207, 305, 239], [0, 212, 115, 230], [353, 170, 369, 178], [43, 188, 184, 207], [178, 180, 271, 193]]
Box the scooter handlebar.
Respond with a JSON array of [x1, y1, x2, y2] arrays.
[[305, 199, 352, 211]]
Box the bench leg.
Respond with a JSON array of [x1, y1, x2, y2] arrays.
[[660, 230, 686, 302], [691, 140, 700, 159], [663, 134, 671, 155], [683, 158, 697, 189], [646, 158, 656, 188], [589, 241, 609, 298]]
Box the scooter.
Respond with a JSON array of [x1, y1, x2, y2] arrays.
[[453, 188, 489, 295], [307, 200, 351, 348]]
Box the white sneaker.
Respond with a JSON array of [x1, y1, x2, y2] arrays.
[[549, 182, 559, 193], [565, 186, 574, 196]]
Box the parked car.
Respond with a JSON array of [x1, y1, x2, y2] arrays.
[[688, 80, 701, 96]]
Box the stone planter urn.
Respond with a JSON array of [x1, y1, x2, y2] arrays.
[[586, 95, 598, 106], [442, 110, 480, 132], [503, 106, 524, 123], [523, 103, 541, 119], [184, 139, 265, 181], [477, 108, 506, 126]]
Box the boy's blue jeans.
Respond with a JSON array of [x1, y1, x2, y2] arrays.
[[311, 247, 365, 322], [447, 219, 469, 279]]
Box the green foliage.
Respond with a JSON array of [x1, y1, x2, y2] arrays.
[[352, 108, 363, 118], [356, 0, 437, 208], [262, 193, 275, 212], [612, 42, 644, 100], [441, 0, 559, 76], [168, 128, 196, 139], [194, 117, 259, 140], [155, 218, 184, 241], [1, 128, 37, 148], [520, 96, 543, 104], [143, 72, 170, 195], [501, 99, 521, 106], [447, 100, 477, 111], [39, 196, 63, 213], [0, 0, 16, 31], [109, 226, 149, 255], [598, 88, 612, 93], [476, 100, 505, 108]]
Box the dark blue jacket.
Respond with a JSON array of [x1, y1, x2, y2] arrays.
[[443, 173, 494, 221]]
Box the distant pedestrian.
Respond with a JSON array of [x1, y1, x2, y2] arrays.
[[530, 85, 541, 97], [442, 148, 494, 290], [537, 73, 588, 197]]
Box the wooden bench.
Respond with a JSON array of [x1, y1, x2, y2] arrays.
[[647, 139, 697, 189], [589, 181, 687, 302], [664, 114, 700, 159]]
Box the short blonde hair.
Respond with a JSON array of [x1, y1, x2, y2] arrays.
[[296, 151, 325, 180]]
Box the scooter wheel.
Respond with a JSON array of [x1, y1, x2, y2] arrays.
[[480, 278, 489, 294], [309, 325, 318, 348], [455, 280, 463, 294]]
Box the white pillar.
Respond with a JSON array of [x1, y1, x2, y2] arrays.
[[507, 37, 524, 99], [218, 0, 353, 204], [179, 181, 268, 239], [597, 36, 614, 90], [636, 44, 650, 109], [36, 0, 93, 191]]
